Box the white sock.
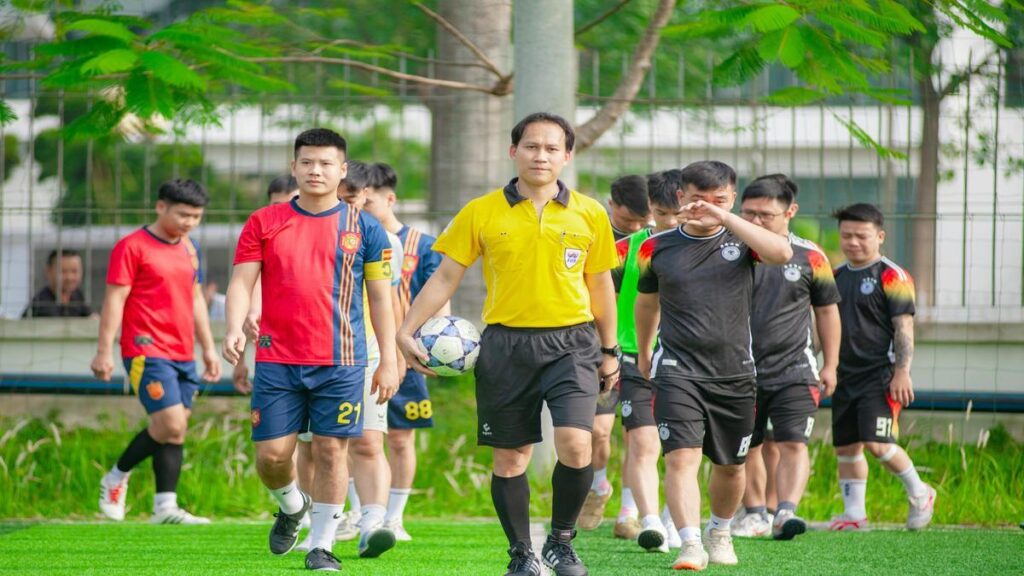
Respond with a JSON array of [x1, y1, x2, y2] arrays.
[[386, 488, 411, 522], [707, 513, 732, 532], [591, 468, 609, 493], [897, 465, 928, 498], [360, 504, 387, 535], [617, 488, 638, 522], [679, 526, 701, 543], [347, 478, 361, 512], [154, 492, 177, 511], [107, 465, 129, 483], [839, 479, 868, 519], [640, 514, 664, 531], [269, 481, 305, 515], [309, 502, 345, 552]]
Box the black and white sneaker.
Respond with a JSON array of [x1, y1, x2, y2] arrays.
[[269, 492, 312, 555], [505, 542, 541, 576], [541, 530, 588, 576], [304, 547, 341, 572]]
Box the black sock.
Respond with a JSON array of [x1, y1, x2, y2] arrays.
[[551, 462, 594, 532], [492, 473, 532, 547], [115, 429, 162, 473], [152, 443, 184, 494]]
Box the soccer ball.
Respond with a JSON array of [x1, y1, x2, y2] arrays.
[[413, 315, 481, 377]]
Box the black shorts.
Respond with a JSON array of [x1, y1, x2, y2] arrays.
[[474, 323, 602, 449], [832, 366, 901, 446], [620, 355, 656, 430], [751, 382, 821, 447], [652, 365, 756, 465]]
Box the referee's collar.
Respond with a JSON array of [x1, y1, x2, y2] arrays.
[[503, 178, 571, 208]]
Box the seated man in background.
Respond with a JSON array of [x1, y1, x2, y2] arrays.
[[23, 248, 93, 318]]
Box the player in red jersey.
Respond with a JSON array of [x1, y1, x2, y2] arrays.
[[223, 128, 399, 572], [93, 179, 221, 525]]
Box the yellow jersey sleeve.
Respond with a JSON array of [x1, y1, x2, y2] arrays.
[[585, 206, 619, 274], [433, 199, 482, 267]]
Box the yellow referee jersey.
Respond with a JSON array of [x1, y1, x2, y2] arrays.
[[434, 179, 618, 328]]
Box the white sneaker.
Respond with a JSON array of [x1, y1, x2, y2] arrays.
[[357, 523, 396, 558], [663, 514, 682, 549], [705, 528, 738, 565], [384, 518, 412, 542], [772, 509, 807, 540], [295, 533, 312, 553], [98, 472, 130, 521], [637, 517, 668, 553], [731, 511, 771, 538], [906, 485, 937, 530], [671, 539, 708, 571], [335, 510, 360, 541], [150, 505, 211, 524]]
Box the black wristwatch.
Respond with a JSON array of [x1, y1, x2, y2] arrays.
[[600, 345, 622, 359]]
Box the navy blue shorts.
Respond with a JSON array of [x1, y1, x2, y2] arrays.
[[388, 370, 433, 429], [251, 362, 364, 442], [123, 356, 200, 414]]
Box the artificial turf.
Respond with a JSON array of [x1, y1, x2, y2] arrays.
[[0, 520, 1021, 575]]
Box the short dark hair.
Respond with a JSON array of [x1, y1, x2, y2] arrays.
[[511, 112, 575, 152], [294, 128, 347, 158], [47, 248, 81, 267], [372, 163, 398, 191], [742, 173, 799, 207], [340, 160, 373, 192], [610, 175, 650, 216], [266, 175, 298, 199], [647, 171, 681, 210], [679, 160, 737, 192], [157, 178, 208, 207], [833, 203, 885, 228]]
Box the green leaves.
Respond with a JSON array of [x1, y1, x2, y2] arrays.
[[64, 19, 137, 44], [742, 5, 801, 32], [833, 112, 907, 160], [81, 49, 138, 74], [138, 51, 206, 91], [0, 101, 17, 126], [763, 86, 826, 106], [757, 27, 806, 67]]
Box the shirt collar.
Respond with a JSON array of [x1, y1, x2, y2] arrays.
[[502, 178, 571, 208]]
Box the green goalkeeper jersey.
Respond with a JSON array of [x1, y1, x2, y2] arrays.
[[611, 228, 653, 355]]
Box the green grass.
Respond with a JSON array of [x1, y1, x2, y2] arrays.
[[0, 521, 1021, 575], [1, 375, 1022, 524]]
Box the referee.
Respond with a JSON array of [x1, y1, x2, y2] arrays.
[[397, 112, 619, 576]]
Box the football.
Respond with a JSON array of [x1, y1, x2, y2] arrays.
[[413, 315, 481, 377]]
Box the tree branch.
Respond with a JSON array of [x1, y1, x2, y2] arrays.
[[574, 0, 676, 153], [576, 0, 634, 37], [247, 55, 510, 95], [413, 1, 509, 82]]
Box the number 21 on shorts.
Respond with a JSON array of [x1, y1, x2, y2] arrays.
[[338, 401, 363, 425]]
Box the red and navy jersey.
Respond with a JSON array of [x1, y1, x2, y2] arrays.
[[234, 199, 392, 366], [637, 227, 759, 382], [396, 225, 441, 312], [834, 257, 915, 378], [107, 227, 203, 361], [751, 234, 841, 389]]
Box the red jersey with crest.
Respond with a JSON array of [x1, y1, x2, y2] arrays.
[[233, 199, 391, 366], [107, 227, 203, 361]]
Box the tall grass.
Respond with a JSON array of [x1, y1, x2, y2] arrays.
[[1, 377, 1021, 525]]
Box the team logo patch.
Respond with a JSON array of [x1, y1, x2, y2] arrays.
[[251, 409, 261, 428], [720, 242, 742, 261], [621, 401, 633, 418], [481, 423, 492, 436], [258, 335, 272, 348], [134, 335, 153, 346], [402, 253, 420, 274], [860, 277, 877, 295], [564, 248, 582, 269], [339, 231, 362, 254], [658, 422, 670, 440], [783, 264, 802, 282], [145, 380, 165, 401]]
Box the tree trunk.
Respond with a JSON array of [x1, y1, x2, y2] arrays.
[[913, 70, 940, 310], [429, 0, 512, 321]]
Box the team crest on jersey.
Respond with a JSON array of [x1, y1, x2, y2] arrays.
[[258, 335, 272, 348], [564, 248, 582, 269], [860, 277, 877, 295], [146, 380, 164, 401], [402, 254, 420, 274], [783, 264, 802, 282], [251, 409, 261, 428], [339, 231, 362, 254], [134, 335, 153, 346], [720, 242, 742, 262]]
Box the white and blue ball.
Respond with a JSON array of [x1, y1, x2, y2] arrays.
[[413, 315, 481, 377]]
